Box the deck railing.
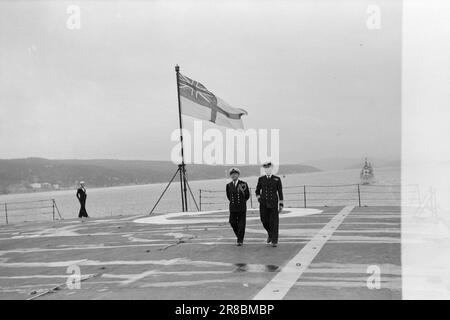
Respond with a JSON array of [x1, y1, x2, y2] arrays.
[[0, 199, 63, 225], [199, 184, 420, 210]]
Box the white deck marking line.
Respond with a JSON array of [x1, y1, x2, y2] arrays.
[[253, 205, 354, 300], [134, 208, 322, 225]]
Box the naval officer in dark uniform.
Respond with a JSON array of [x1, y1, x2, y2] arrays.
[[76, 181, 89, 221], [226, 168, 250, 246], [255, 162, 284, 247]]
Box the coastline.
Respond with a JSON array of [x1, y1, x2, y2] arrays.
[[0, 166, 401, 202]]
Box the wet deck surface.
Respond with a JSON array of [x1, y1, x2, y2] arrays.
[[0, 206, 401, 300]]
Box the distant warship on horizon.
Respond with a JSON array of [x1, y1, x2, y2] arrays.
[[360, 157, 375, 185]]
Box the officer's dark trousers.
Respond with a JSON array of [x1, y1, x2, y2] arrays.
[[259, 204, 279, 244], [229, 211, 246, 243], [78, 200, 88, 218]]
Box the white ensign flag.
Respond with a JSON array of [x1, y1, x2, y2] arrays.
[[178, 73, 248, 129]]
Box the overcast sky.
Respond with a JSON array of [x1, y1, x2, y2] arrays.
[[0, 0, 401, 164]]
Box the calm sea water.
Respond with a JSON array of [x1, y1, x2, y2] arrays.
[[0, 167, 404, 224]]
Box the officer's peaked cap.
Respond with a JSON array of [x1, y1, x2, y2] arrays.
[[229, 167, 240, 175], [262, 162, 273, 168]]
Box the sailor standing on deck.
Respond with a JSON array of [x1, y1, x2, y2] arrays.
[[255, 162, 284, 247], [226, 168, 250, 246], [76, 181, 89, 222]]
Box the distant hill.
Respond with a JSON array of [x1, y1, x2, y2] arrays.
[[304, 157, 401, 171], [0, 158, 320, 195], [343, 159, 401, 170]]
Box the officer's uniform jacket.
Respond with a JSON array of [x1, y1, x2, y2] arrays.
[[255, 175, 284, 208], [226, 180, 250, 212]]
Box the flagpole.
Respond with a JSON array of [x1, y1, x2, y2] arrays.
[[175, 64, 188, 211]]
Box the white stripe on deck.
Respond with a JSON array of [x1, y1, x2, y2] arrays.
[[253, 205, 354, 300]]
